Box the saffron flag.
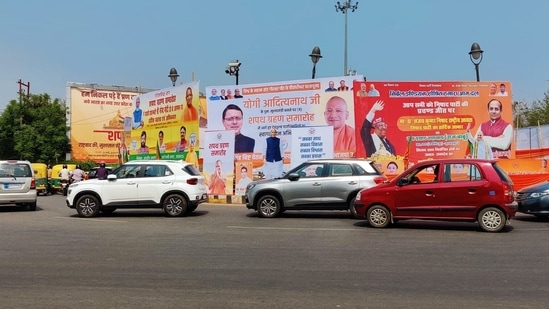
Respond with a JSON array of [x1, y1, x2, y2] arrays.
[[156, 141, 161, 160], [403, 136, 412, 169]]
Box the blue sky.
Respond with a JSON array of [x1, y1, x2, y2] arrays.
[[1, 0, 548, 111]]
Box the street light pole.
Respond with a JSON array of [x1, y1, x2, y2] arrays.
[[335, 1, 358, 76], [309, 46, 322, 79], [468, 42, 484, 82], [168, 68, 179, 86], [225, 60, 241, 85]]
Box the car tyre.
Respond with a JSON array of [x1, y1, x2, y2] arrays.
[[163, 194, 187, 217], [257, 195, 281, 218], [186, 204, 198, 214], [348, 196, 359, 219], [76, 195, 101, 218], [366, 204, 391, 228], [28, 202, 37, 211], [478, 207, 506, 232]]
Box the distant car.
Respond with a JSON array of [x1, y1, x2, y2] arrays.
[[353, 159, 517, 232], [245, 159, 386, 218], [0, 160, 37, 211], [66, 160, 208, 218], [515, 181, 549, 218], [86, 167, 113, 179]]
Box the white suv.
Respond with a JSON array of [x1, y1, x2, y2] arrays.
[[0, 160, 37, 211], [66, 160, 208, 218]]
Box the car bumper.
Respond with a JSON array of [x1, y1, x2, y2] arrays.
[[517, 198, 549, 216], [191, 193, 209, 205], [0, 191, 37, 205]]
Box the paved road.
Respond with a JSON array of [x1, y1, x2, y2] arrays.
[[0, 194, 547, 309]]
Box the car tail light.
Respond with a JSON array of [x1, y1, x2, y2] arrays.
[[503, 182, 514, 203], [373, 176, 386, 184], [186, 178, 198, 185], [31, 177, 36, 189]]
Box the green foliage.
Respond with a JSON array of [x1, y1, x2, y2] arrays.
[[0, 94, 70, 164], [521, 91, 549, 127]]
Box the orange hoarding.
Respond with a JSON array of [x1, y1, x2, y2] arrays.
[[69, 84, 144, 163], [353, 81, 514, 164]]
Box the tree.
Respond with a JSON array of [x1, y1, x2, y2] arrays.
[[0, 94, 70, 164], [520, 91, 549, 127]]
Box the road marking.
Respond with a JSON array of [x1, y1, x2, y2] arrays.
[[227, 225, 359, 231], [54, 217, 128, 223]]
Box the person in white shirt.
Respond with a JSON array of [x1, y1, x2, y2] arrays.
[[496, 83, 508, 96], [236, 166, 253, 195], [59, 165, 70, 181]]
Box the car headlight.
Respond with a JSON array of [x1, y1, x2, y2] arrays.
[[355, 191, 361, 200], [246, 184, 256, 191], [531, 192, 549, 198]]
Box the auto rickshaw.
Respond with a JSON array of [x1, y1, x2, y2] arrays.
[[31, 163, 48, 196], [51, 164, 76, 195]]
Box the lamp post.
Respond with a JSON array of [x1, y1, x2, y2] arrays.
[[469, 42, 483, 82], [225, 60, 241, 85], [309, 46, 322, 79], [168, 67, 179, 86], [335, 1, 358, 76]]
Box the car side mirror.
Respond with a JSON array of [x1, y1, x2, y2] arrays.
[[397, 178, 410, 186], [107, 174, 117, 181], [288, 173, 300, 181]]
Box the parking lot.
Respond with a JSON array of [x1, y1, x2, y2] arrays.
[[1, 194, 548, 309]]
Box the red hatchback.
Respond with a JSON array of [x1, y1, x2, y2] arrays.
[[353, 159, 517, 232]]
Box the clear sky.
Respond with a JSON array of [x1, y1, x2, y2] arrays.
[[1, 0, 548, 111]]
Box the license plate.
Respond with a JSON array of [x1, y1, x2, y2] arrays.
[[3, 183, 22, 189]]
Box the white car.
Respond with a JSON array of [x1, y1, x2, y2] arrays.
[[0, 160, 37, 211], [66, 160, 208, 218]]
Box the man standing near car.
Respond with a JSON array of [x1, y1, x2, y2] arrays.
[[263, 128, 283, 179]]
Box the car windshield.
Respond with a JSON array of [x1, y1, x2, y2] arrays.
[[0, 163, 32, 177], [183, 164, 201, 176], [492, 162, 513, 184]]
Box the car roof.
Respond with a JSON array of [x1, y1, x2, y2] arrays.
[[122, 160, 192, 165], [0, 160, 31, 164], [304, 158, 375, 164], [414, 159, 496, 165]]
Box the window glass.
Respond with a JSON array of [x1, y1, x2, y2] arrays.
[[297, 164, 323, 178], [114, 165, 141, 179], [183, 164, 200, 176], [447, 163, 482, 182], [0, 163, 32, 177], [330, 164, 353, 176]]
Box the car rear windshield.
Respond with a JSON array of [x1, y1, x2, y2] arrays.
[[0, 163, 32, 177], [183, 164, 202, 176], [492, 162, 513, 184]]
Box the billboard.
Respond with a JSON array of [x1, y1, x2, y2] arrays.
[[68, 83, 155, 163], [353, 81, 514, 165], [205, 76, 361, 193], [129, 81, 201, 162]]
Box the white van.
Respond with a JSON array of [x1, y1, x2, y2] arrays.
[[0, 160, 37, 211]]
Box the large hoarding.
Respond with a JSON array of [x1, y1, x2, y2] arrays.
[[68, 83, 154, 163], [353, 81, 514, 165], [205, 76, 361, 194], [129, 81, 201, 163]]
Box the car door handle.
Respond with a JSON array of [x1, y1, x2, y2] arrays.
[[468, 189, 477, 194], [348, 181, 357, 185], [313, 182, 322, 186], [127, 182, 136, 185], [425, 190, 435, 197], [162, 181, 171, 184]]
